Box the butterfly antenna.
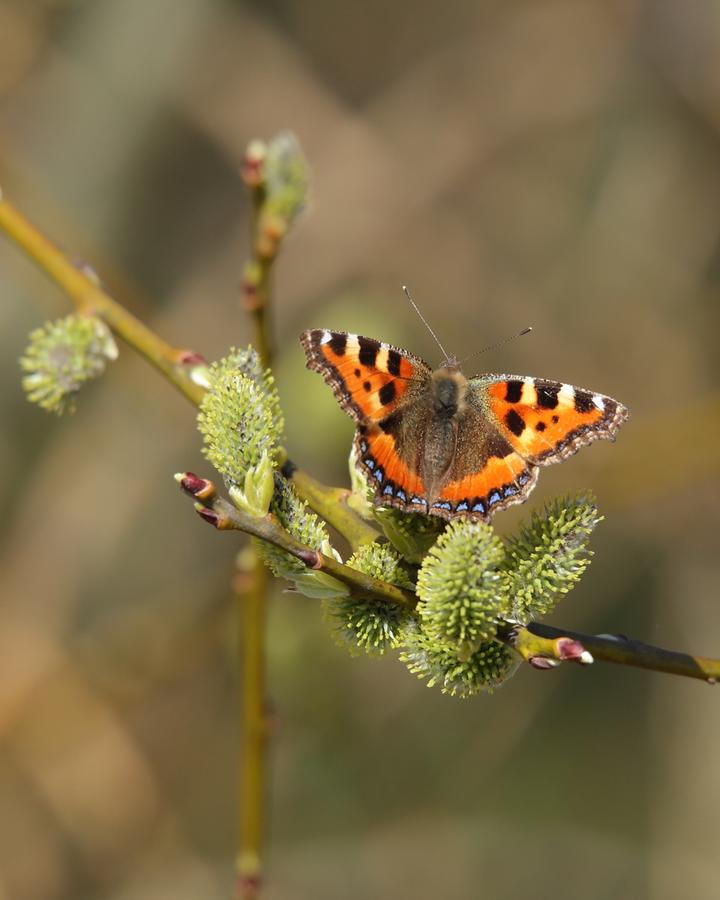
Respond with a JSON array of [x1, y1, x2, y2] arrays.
[[459, 326, 533, 367], [402, 285, 450, 361]]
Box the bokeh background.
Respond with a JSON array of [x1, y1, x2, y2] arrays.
[[1, 1, 719, 898]]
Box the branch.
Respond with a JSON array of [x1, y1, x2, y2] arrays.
[[234, 551, 269, 900], [523, 622, 720, 684], [0, 189, 377, 554], [235, 142, 275, 900], [177, 474, 417, 610], [241, 180, 274, 368], [180, 474, 720, 684], [0, 191, 207, 406], [7, 186, 716, 688]]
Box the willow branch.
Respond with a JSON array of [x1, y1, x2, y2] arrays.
[[0, 191, 206, 405], [236, 154, 273, 900], [1, 191, 380, 555], [177, 475, 417, 609], [522, 622, 720, 684], [234, 552, 268, 900], [181, 475, 720, 683], [241, 154, 273, 368], [8, 190, 715, 687]]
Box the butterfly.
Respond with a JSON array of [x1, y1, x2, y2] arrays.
[[300, 329, 628, 521]]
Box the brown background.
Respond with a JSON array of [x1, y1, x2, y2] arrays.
[[1, 1, 719, 898]]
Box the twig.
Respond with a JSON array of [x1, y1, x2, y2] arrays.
[[234, 552, 269, 900], [241, 150, 274, 368], [236, 160, 273, 900], [0, 192, 207, 406], [524, 622, 720, 684], [181, 476, 720, 684], [0, 190, 375, 540], [179, 478, 417, 609]]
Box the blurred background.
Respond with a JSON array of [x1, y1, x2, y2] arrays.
[[1, 1, 719, 898]]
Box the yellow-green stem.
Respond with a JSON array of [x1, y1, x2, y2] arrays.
[[525, 622, 720, 683], [238, 175, 271, 900], [235, 554, 268, 899], [0, 191, 377, 547], [0, 193, 206, 405]]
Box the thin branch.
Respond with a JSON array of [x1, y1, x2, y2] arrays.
[[241, 148, 273, 369], [525, 622, 720, 684], [181, 475, 720, 684], [178, 476, 417, 609], [234, 552, 269, 900], [0, 191, 206, 406], [237, 157, 272, 900], [0, 190, 376, 548]]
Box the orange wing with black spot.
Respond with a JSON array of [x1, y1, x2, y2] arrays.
[[302, 329, 432, 509], [426, 375, 627, 521], [479, 375, 629, 467], [300, 329, 430, 424]]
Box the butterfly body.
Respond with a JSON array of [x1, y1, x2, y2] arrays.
[[301, 329, 628, 522]]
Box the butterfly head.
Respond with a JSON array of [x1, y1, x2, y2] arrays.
[[431, 365, 468, 418]]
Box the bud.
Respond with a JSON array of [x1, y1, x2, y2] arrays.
[[242, 140, 267, 189], [175, 471, 216, 501], [374, 505, 445, 564], [228, 451, 275, 517], [197, 348, 284, 490]]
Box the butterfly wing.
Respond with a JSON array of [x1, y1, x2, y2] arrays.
[[431, 375, 628, 521], [479, 375, 629, 465], [301, 329, 431, 423], [301, 329, 432, 506]]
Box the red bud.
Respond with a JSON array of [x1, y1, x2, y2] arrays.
[[178, 350, 206, 365], [528, 656, 559, 671], [196, 506, 220, 527]]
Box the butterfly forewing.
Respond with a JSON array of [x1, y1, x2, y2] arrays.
[[301, 329, 431, 424], [477, 374, 629, 465]]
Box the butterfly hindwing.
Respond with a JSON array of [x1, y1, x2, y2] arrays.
[[433, 400, 540, 520], [354, 425, 428, 512], [301, 329, 431, 424], [479, 375, 629, 465]]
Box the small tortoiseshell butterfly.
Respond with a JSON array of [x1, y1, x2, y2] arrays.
[[301, 328, 628, 521]]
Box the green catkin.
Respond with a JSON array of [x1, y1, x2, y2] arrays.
[[20, 314, 117, 414], [254, 477, 347, 599], [400, 620, 519, 698], [323, 542, 415, 655], [502, 494, 602, 621], [416, 520, 509, 654], [197, 348, 284, 489]]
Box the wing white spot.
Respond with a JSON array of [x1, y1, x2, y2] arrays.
[[558, 383, 575, 404], [320, 331, 332, 344], [521, 377, 535, 404], [592, 393, 605, 411]]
